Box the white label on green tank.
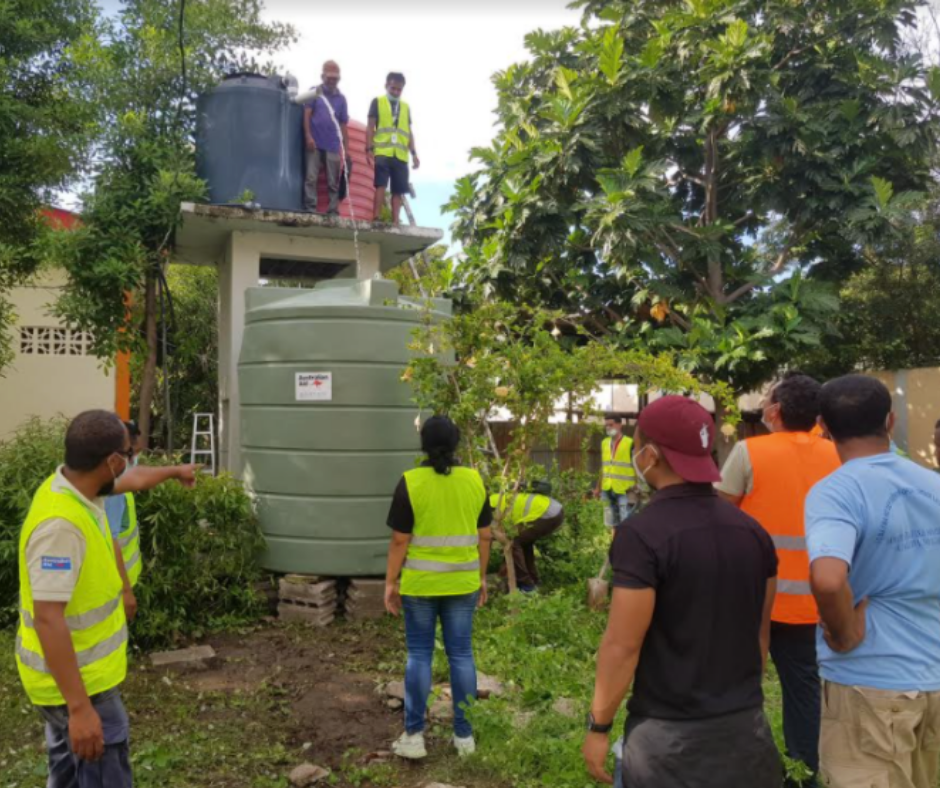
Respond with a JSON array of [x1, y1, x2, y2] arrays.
[[295, 372, 332, 401]]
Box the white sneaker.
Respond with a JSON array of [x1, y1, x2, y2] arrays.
[[453, 734, 476, 757], [392, 731, 427, 760]]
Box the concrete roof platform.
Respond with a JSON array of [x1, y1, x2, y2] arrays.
[[175, 202, 443, 273]]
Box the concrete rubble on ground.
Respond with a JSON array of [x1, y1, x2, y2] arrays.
[[278, 575, 338, 627], [381, 672, 507, 723], [288, 762, 330, 787], [150, 645, 216, 668], [344, 578, 387, 621]]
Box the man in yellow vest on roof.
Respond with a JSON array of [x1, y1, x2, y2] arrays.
[[17, 410, 198, 787], [490, 485, 565, 594], [594, 414, 637, 527], [366, 71, 420, 226]]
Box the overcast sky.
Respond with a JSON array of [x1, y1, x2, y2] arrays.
[[261, 0, 582, 236]]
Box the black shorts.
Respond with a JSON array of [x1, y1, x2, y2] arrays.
[[374, 156, 410, 195]]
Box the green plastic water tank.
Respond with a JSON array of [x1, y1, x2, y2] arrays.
[[239, 279, 451, 576]]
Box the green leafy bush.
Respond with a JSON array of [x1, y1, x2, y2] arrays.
[[0, 418, 69, 624], [535, 469, 610, 590], [132, 474, 266, 649], [0, 418, 265, 646]]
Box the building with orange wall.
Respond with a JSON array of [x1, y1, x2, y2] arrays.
[[0, 208, 131, 438]]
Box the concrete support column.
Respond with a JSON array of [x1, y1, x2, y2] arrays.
[[219, 231, 260, 475]]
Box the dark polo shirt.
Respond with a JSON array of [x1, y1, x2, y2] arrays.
[[611, 483, 778, 720]]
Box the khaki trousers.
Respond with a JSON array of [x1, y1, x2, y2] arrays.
[[820, 680, 940, 788]]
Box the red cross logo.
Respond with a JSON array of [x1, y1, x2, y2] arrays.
[[313, 379, 323, 387]]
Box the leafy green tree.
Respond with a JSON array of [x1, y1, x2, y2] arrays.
[[0, 0, 98, 369], [386, 244, 454, 298], [448, 0, 940, 415], [132, 264, 219, 453], [799, 185, 940, 377], [53, 0, 294, 446], [405, 301, 737, 591]]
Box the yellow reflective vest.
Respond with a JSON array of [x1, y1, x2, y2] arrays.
[[601, 435, 636, 494], [374, 96, 412, 163], [489, 492, 552, 526], [400, 467, 485, 597], [113, 493, 141, 588], [17, 476, 128, 706]]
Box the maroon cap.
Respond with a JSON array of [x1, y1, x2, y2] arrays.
[[637, 396, 721, 483]]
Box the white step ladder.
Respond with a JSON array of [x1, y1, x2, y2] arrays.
[[190, 413, 216, 475]]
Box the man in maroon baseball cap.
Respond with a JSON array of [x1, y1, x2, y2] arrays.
[[583, 396, 781, 788]]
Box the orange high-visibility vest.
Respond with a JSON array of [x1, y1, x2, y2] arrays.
[[740, 432, 841, 625]]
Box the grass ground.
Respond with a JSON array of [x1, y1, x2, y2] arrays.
[[0, 590, 792, 788]]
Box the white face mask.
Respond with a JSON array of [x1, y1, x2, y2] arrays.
[[632, 445, 654, 490], [606, 427, 620, 438]]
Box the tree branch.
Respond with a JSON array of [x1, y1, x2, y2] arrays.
[[773, 44, 812, 71], [668, 310, 692, 331], [720, 232, 802, 305]]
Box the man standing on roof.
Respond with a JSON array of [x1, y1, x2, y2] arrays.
[[303, 60, 350, 216], [366, 72, 419, 225]]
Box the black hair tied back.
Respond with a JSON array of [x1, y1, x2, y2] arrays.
[[421, 415, 460, 475]]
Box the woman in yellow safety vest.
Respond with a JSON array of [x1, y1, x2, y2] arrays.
[[384, 416, 493, 761]]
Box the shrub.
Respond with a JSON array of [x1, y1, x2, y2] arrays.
[[535, 469, 610, 590], [132, 473, 266, 649], [0, 417, 265, 646], [0, 417, 69, 624]]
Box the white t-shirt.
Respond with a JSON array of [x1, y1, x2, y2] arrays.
[[24, 467, 108, 603], [715, 441, 754, 497]]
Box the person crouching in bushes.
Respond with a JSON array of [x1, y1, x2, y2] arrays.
[[384, 415, 493, 759]]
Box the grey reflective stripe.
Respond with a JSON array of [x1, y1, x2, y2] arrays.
[[605, 461, 634, 469], [410, 535, 479, 547], [376, 126, 411, 139], [376, 141, 410, 154], [522, 495, 536, 519], [404, 558, 480, 573], [606, 473, 635, 481], [20, 594, 121, 633], [773, 535, 807, 551], [778, 580, 812, 596], [16, 624, 127, 674], [123, 551, 141, 573], [117, 525, 138, 549]]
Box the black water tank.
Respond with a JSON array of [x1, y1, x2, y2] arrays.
[[196, 73, 303, 211]]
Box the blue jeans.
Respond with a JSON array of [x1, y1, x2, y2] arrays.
[[37, 687, 132, 788], [402, 591, 479, 738], [603, 490, 634, 527]]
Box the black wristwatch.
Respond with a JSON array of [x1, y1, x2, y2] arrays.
[[586, 712, 613, 734]]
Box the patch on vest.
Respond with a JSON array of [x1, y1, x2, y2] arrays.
[[41, 556, 72, 571]]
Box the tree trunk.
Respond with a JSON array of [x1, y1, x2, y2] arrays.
[[492, 524, 517, 594], [137, 271, 159, 449]]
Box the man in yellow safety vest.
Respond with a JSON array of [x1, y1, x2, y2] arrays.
[[366, 71, 420, 225], [490, 487, 565, 594], [594, 414, 637, 527], [103, 420, 199, 623], [17, 410, 198, 786]]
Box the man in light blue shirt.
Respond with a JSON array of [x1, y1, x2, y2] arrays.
[[806, 374, 940, 788]]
